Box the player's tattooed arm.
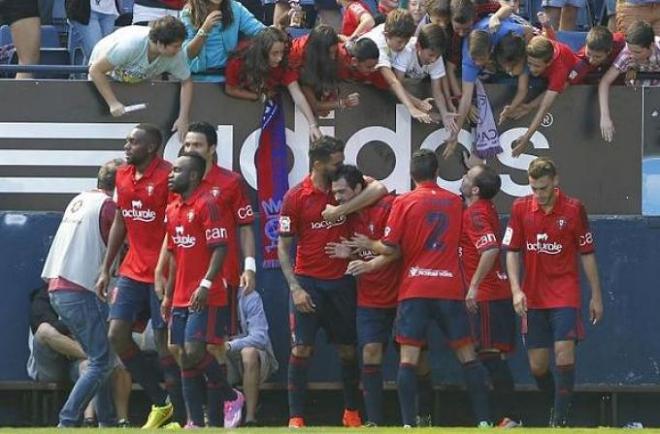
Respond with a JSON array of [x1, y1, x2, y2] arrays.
[[322, 178, 388, 222], [278, 236, 316, 313], [581, 253, 604, 325]]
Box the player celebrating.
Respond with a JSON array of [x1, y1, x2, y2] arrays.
[[324, 164, 399, 427], [503, 157, 604, 427], [95, 124, 179, 428], [347, 149, 491, 427], [162, 152, 243, 428], [277, 136, 387, 428], [460, 164, 518, 428]]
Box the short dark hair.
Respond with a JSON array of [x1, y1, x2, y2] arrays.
[[349, 38, 380, 62], [425, 0, 450, 18], [411, 149, 438, 182], [384, 9, 416, 39], [450, 0, 475, 24], [468, 29, 491, 60], [528, 156, 557, 179], [135, 123, 163, 150], [333, 164, 366, 190], [149, 16, 186, 45], [417, 24, 446, 53], [472, 164, 501, 200], [626, 20, 654, 48], [97, 158, 124, 191], [188, 121, 217, 146], [309, 136, 345, 165], [586, 26, 614, 53], [495, 33, 526, 66], [180, 151, 207, 180]]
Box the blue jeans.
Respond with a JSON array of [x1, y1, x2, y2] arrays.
[[70, 11, 116, 63], [49, 290, 115, 427]]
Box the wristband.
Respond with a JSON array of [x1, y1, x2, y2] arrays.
[[200, 279, 212, 289], [244, 257, 257, 272]]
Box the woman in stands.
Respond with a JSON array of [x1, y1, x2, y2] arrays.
[[66, 0, 120, 63], [182, 0, 265, 81], [224, 27, 322, 139], [289, 25, 360, 117]]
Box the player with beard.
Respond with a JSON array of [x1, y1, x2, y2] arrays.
[[503, 157, 604, 427], [95, 124, 178, 429], [460, 164, 519, 428], [277, 136, 387, 428], [163, 152, 243, 428]]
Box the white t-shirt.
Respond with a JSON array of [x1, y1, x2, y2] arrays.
[[393, 37, 446, 80], [91, 0, 119, 16], [89, 25, 191, 83], [359, 24, 407, 69]]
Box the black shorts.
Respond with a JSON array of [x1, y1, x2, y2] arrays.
[[289, 275, 357, 346], [469, 298, 516, 354], [0, 0, 39, 27]]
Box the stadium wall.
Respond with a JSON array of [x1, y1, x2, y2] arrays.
[[0, 81, 658, 388]]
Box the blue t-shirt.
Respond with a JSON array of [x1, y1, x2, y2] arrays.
[[461, 17, 526, 83]]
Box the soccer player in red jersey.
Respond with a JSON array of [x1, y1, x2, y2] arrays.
[[95, 124, 177, 429], [569, 26, 626, 85], [277, 136, 387, 428], [347, 149, 491, 427], [460, 164, 519, 428], [162, 152, 244, 428], [324, 165, 399, 427], [503, 157, 604, 427]]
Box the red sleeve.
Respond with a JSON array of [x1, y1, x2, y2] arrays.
[[475, 1, 500, 18], [225, 58, 242, 87], [231, 178, 255, 225], [574, 203, 595, 254], [279, 190, 299, 237], [381, 197, 405, 246], [502, 202, 523, 251], [367, 71, 390, 90], [546, 61, 571, 92], [466, 208, 499, 253], [278, 66, 299, 87], [200, 199, 230, 248], [99, 199, 117, 245]]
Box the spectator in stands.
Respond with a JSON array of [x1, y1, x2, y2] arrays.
[[508, 35, 578, 156], [360, 9, 434, 123], [542, 0, 584, 32], [88, 16, 193, 140], [393, 23, 458, 133], [225, 287, 279, 427], [224, 27, 323, 140], [338, 0, 375, 42], [41, 159, 124, 427], [616, 0, 660, 36], [27, 285, 87, 383], [337, 37, 390, 88], [569, 26, 626, 85], [0, 0, 41, 79], [181, 0, 265, 82], [415, 0, 451, 32], [408, 0, 425, 24], [290, 25, 361, 116], [66, 0, 120, 64], [494, 32, 532, 123], [132, 0, 185, 25], [599, 20, 660, 142]]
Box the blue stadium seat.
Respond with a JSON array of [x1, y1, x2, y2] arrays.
[[0, 25, 61, 48], [66, 23, 85, 65], [556, 30, 588, 51], [52, 0, 68, 34]]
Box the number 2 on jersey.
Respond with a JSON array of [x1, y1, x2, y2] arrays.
[[425, 211, 447, 251]]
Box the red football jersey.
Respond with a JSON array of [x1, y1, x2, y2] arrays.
[[351, 194, 400, 308], [342, 1, 371, 38], [115, 157, 172, 283], [460, 199, 510, 301], [225, 57, 299, 92], [202, 165, 255, 287], [337, 43, 390, 90], [541, 40, 578, 92], [288, 34, 309, 72], [570, 32, 626, 85], [166, 188, 231, 308], [502, 189, 595, 309], [382, 181, 464, 301], [279, 176, 352, 280]]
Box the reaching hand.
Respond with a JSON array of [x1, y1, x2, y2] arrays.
[[324, 240, 352, 259], [341, 92, 360, 109], [442, 139, 458, 160], [309, 124, 322, 141], [511, 136, 531, 157], [410, 107, 434, 124], [346, 259, 373, 276], [600, 116, 615, 142], [172, 116, 189, 142], [109, 102, 126, 117]]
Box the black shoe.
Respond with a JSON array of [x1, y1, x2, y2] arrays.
[[82, 417, 97, 427], [117, 418, 131, 428]]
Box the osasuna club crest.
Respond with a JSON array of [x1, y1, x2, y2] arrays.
[[188, 210, 195, 222], [146, 183, 155, 196], [556, 217, 567, 230], [210, 187, 221, 198]]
